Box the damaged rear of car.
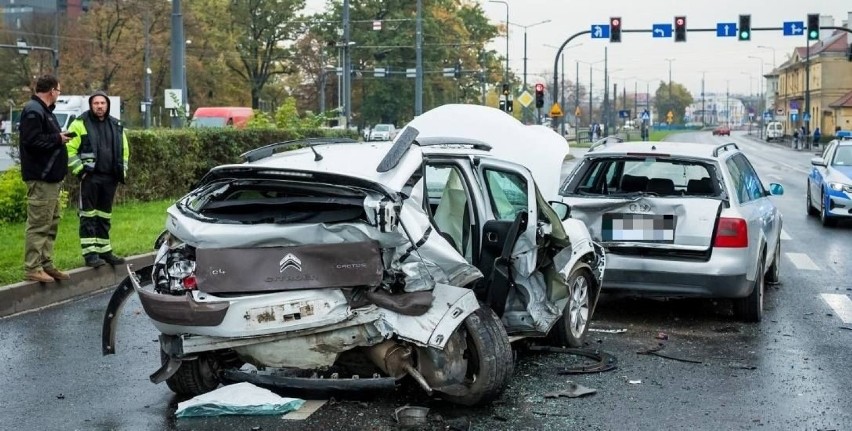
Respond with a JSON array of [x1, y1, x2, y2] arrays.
[[103, 106, 605, 406]]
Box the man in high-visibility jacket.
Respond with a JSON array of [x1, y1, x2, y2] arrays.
[[66, 91, 129, 268]]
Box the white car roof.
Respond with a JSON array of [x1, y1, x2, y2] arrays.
[[405, 104, 570, 199]]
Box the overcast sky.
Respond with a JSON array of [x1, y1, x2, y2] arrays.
[[304, 1, 850, 97]]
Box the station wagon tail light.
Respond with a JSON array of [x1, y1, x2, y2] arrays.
[[182, 275, 198, 290], [713, 217, 748, 248]]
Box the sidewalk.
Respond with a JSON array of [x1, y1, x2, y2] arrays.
[[741, 132, 821, 153], [0, 253, 154, 318]]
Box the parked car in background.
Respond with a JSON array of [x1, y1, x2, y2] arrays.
[[807, 138, 852, 226], [712, 124, 731, 136], [190, 107, 253, 129], [765, 121, 784, 142], [369, 124, 396, 141], [559, 140, 784, 322]]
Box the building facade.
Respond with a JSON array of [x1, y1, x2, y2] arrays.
[[773, 18, 852, 136]]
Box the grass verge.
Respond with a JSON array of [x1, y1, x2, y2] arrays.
[[0, 199, 172, 285]]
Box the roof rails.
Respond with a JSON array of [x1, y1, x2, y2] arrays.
[[712, 142, 739, 157], [588, 136, 624, 152], [416, 136, 492, 151], [240, 137, 358, 163]]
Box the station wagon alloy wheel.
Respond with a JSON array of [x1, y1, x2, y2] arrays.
[[569, 273, 590, 341]]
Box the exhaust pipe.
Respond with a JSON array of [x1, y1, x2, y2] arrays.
[[366, 341, 432, 394]]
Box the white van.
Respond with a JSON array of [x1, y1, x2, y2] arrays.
[[765, 121, 784, 142]]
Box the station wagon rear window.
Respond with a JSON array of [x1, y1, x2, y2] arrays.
[[563, 157, 720, 197]]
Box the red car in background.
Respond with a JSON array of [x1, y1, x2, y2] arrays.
[[712, 125, 731, 136]]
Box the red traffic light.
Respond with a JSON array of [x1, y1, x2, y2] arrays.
[[611, 18, 620, 27], [535, 83, 544, 92], [676, 17, 684, 26]]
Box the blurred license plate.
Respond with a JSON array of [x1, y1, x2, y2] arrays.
[[601, 213, 675, 242]]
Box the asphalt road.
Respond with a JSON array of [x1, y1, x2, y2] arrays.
[[1, 131, 850, 430]]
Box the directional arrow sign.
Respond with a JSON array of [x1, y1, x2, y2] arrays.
[[652, 24, 672, 38], [591, 24, 610, 39], [716, 23, 737, 37], [783, 21, 805, 36]]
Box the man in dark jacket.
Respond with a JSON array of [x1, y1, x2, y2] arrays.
[[19, 74, 73, 283], [66, 91, 129, 267]]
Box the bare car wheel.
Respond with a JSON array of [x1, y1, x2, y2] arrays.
[[419, 307, 514, 406], [162, 349, 220, 396]]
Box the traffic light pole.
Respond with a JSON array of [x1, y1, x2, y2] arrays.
[[550, 25, 852, 132]]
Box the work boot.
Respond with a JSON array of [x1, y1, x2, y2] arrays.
[[43, 267, 70, 281], [85, 253, 107, 268], [26, 270, 55, 283], [100, 253, 126, 265]]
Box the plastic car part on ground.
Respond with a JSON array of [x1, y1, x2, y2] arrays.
[[174, 382, 305, 418]]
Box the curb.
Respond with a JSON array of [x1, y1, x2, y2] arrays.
[[0, 252, 155, 318]]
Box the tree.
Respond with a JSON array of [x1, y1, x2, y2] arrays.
[[654, 81, 693, 123], [225, 0, 306, 109]]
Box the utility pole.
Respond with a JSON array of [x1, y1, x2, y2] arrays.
[[143, 12, 152, 129], [603, 47, 608, 136], [805, 41, 811, 139], [665, 58, 675, 121], [53, 0, 60, 78], [343, 0, 352, 127], [588, 65, 592, 129], [415, 0, 423, 115], [170, 0, 185, 128], [701, 73, 705, 127]]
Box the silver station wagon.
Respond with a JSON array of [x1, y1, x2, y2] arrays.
[[559, 141, 784, 322]]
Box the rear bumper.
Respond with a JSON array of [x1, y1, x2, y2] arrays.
[[601, 248, 753, 298]]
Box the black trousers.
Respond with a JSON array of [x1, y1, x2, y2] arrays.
[[79, 173, 118, 257]]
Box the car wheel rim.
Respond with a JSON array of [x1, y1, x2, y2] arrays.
[[569, 275, 590, 338]]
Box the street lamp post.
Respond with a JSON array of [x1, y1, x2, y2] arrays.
[[543, 42, 582, 133], [757, 45, 777, 69], [748, 55, 766, 135], [664, 58, 675, 122], [509, 19, 551, 90], [488, 1, 509, 87]]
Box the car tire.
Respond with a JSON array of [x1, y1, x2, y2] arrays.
[[765, 241, 781, 285], [550, 266, 595, 348], [820, 189, 836, 227], [734, 255, 765, 323], [162, 349, 221, 396], [806, 180, 819, 216], [428, 307, 514, 406]]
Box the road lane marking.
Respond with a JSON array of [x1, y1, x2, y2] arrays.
[[820, 294, 852, 324], [780, 229, 791, 240], [786, 252, 819, 270], [283, 400, 328, 420]]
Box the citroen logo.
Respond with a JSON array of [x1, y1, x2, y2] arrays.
[[279, 253, 302, 272]]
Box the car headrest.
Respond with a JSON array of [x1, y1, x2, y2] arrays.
[[646, 178, 675, 195], [687, 177, 714, 195], [620, 174, 649, 193]]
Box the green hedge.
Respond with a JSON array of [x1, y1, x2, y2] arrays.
[[0, 128, 357, 223]]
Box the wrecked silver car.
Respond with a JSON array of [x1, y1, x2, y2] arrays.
[[102, 104, 605, 406]]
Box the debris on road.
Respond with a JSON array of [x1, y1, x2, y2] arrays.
[[393, 405, 429, 427], [636, 344, 703, 364], [174, 382, 304, 418], [543, 381, 597, 398], [588, 328, 627, 334], [839, 326, 852, 331], [528, 346, 618, 374], [655, 332, 669, 340]]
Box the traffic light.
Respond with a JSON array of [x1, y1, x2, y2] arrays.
[[807, 14, 820, 41], [674, 16, 686, 42], [738, 15, 751, 41], [609, 17, 621, 43], [454, 61, 461, 79], [534, 83, 544, 109]]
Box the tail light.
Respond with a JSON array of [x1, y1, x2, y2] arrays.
[[713, 217, 748, 248], [182, 275, 198, 290]]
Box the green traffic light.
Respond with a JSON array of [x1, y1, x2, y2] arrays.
[[809, 30, 819, 39], [740, 31, 749, 40]]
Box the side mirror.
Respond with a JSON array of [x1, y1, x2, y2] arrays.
[[549, 201, 571, 220], [768, 183, 784, 196], [810, 157, 827, 167]]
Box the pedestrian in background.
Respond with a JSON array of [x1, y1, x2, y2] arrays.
[[19, 74, 73, 283], [66, 91, 129, 268], [813, 127, 821, 149], [792, 128, 800, 150]]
